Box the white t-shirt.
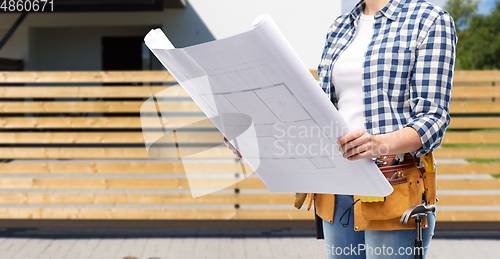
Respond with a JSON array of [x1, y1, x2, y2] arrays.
[[331, 13, 375, 131]]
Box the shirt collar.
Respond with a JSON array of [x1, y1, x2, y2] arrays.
[[350, 0, 403, 22]]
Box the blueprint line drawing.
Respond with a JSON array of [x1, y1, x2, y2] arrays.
[[143, 13, 393, 197]]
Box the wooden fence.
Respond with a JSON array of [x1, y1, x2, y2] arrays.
[[0, 70, 498, 222]]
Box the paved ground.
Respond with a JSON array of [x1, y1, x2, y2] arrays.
[[0, 228, 499, 259]]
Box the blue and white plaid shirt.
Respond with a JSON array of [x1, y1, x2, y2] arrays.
[[318, 0, 457, 158]]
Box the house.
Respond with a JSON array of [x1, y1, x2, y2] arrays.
[[0, 0, 341, 71]]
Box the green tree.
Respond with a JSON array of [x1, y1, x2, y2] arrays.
[[463, 1, 500, 69], [444, 0, 479, 29], [445, 0, 500, 70], [444, 0, 478, 69]]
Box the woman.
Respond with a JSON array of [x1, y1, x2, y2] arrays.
[[226, 0, 456, 258]]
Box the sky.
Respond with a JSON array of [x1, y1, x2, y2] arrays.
[[341, 0, 497, 15]]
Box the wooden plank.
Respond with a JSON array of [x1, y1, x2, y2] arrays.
[[448, 117, 500, 129], [0, 162, 244, 174], [437, 179, 500, 190], [0, 86, 190, 98], [237, 210, 314, 220], [436, 211, 500, 222], [452, 86, 500, 99], [0, 70, 320, 83], [238, 209, 315, 220], [443, 132, 500, 144], [450, 102, 500, 114], [2, 100, 500, 114], [238, 194, 295, 205], [0, 168, 487, 191], [0, 117, 212, 128], [0, 178, 239, 190], [435, 147, 500, 159], [0, 208, 495, 221], [5, 116, 496, 130], [453, 70, 500, 83], [438, 163, 500, 175], [0, 71, 176, 83], [0, 208, 238, 220], [3, 177, 497, 192], [0, 132, 223, 144], [0, 132, 147, 143], [0, 193, 238, 205], [237, 178, 268, 189], [18, 193, 498, 206], [0, 101, 201, 113], [236, 178, 500, 190], [0, 147, 234, 159], [437, 195, 500, 206]]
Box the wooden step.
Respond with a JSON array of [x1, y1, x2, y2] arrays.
[[0, 117, 211, 128], [452, 86, 500, 99], [437, 195, 500, 206], [0, 86, 187, 98], [1, 100, 499, 114], [0, 71, 176, 83], [0, 208, 238, 220], [1, 193, 496, 207], [0, 146, 497, 163], [0, 162, 242, 174], [438, 163, 500, 175], [450, 102, 500, 114], [0, 147, 233, 159], [1, 178, 496, 191], [453, 70, 500, 83], [0, 132, 223, 144], [0, 207, 497, 221], [1, 116, 497, 130], [436, 211, 500, 222], [0, 193, 239, 205], [435, 147, 500, 159], [443, 132, 500, 144], [0, 101, 201, 113]]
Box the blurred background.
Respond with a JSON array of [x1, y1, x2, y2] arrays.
[[0, 0, 499, 258]]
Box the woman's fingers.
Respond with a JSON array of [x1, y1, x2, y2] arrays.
[[345, 149, 371, 160], [343, 143, 371, 160], [232, 149, 242, 158], [223, 137, 242, 158], [337, 130, 381, 160], [337, 129, 366, 146], [339, 132, 371, 153]]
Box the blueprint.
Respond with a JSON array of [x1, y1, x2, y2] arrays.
[[143, 14, 393, 197]]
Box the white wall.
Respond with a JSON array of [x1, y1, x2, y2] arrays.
[[0, 0, 341, 70], [187, 0, 342, 69]]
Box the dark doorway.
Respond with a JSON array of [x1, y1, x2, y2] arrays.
[[102, 36, 143, 71]]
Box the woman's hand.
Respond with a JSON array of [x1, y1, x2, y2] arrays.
[[223, 137, 242, 158], [337, 129, 386, 160], [337, 127, 422, 161]]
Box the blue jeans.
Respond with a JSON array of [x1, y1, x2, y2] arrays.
[[322, 195, 435, 259]]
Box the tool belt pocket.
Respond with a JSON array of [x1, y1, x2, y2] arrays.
[[361, 176, 412, 220], [361, 165, 425, 221], [423, 170, 437, 204]]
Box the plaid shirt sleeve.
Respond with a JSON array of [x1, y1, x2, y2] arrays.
[[317, 16, 347, 104], [405, 12, 457, 158]]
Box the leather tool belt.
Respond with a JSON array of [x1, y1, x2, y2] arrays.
[[293, 152, 438, 231], [359, 153, 437, 222]]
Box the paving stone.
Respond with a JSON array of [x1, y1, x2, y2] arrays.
[[0, 229, 498, 259]]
